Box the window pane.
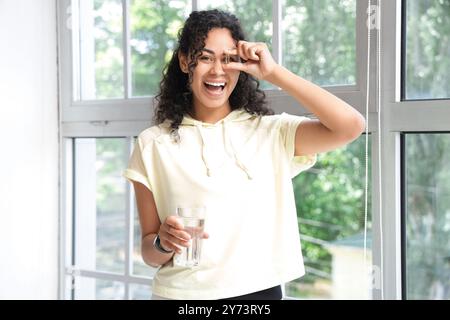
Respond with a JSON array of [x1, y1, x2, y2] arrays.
[[130, 284, 152, 300], [198, 0, 273, 89], [74, 138, 127, 274], [72, 0, 124, 100], [404, 1, 450, 100], [404, 0, 450, 99], [198, 0, 272, 48], [74, 277, 124, 299], [130, 0, 192, 96], [405, 134, 450, 299], [283, 0, 356, 86], [287, 135, 372, 299]]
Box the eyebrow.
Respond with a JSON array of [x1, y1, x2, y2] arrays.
[[202, 47, 237, 55]]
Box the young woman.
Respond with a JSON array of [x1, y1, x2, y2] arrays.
[[124, 9, 365, 300]]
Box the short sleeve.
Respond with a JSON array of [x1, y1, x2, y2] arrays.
[[123, 136, 153, 191], [278, 112, 317, 178]]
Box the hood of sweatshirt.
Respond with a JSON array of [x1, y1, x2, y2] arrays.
[[180, 109, 257, 180]]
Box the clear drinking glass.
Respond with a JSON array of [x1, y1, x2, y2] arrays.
[[173, 206, 206, 268]]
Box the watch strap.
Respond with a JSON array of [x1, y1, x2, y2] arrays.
[[153, 234, 173, 254]]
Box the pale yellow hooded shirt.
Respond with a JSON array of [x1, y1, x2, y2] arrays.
[[123, 109, 317, 300]]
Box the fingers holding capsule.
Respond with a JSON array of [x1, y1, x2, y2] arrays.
[[223, 48, 243, 64]]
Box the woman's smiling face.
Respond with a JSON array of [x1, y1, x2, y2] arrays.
[[179, 28, 241, 114]]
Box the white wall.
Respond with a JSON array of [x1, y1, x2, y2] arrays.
[[0, 0, 58, 299]]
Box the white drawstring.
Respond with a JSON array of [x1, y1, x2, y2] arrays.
[[195, 124, 212, 177], [196, 121, 253, 179], [223, 121, 253, 180]]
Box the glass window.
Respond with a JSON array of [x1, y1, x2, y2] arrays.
[[283, 0, 356, 86], [130, 0, 191, 96], [72, 0, 124, 100], [71, 0, 191, 99], [70, 0, 359, 102], [404, 133, 450, 299], [404, 0, 450, 100], [287, 135, 372, 299], [74, 138, 127, 274], [130, 284, 152, 300], [198, 0, 272, 48], [73, 277, 125, 299]]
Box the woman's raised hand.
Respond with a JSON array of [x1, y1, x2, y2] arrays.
[[223, 40, 278, 81]]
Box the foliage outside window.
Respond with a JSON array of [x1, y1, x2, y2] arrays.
[[405, 134, 450, 300], [404, 0, 450, 100], [288, 135, 372, 299], [283, 0, 356, 86]]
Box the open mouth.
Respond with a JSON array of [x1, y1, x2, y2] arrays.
[[204, 81, 226, 95]]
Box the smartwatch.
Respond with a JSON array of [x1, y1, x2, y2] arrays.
[[153, 234, 174, 254]]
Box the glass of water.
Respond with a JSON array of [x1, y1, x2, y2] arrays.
[[173, 206, 206, 268]]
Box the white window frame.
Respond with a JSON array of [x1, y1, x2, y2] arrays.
[[381, 0, 450, 300], [57, 0, 404, 300]]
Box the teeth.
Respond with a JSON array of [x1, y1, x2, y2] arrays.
[[205, 82, 225, 87]]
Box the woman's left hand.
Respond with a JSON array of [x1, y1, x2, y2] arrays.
[[223, 40, 278, 81]]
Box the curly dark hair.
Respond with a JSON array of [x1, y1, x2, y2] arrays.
[[153, 9, 273, 131]]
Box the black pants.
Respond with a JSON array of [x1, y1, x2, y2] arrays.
[[220, 285, 282, 300]]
